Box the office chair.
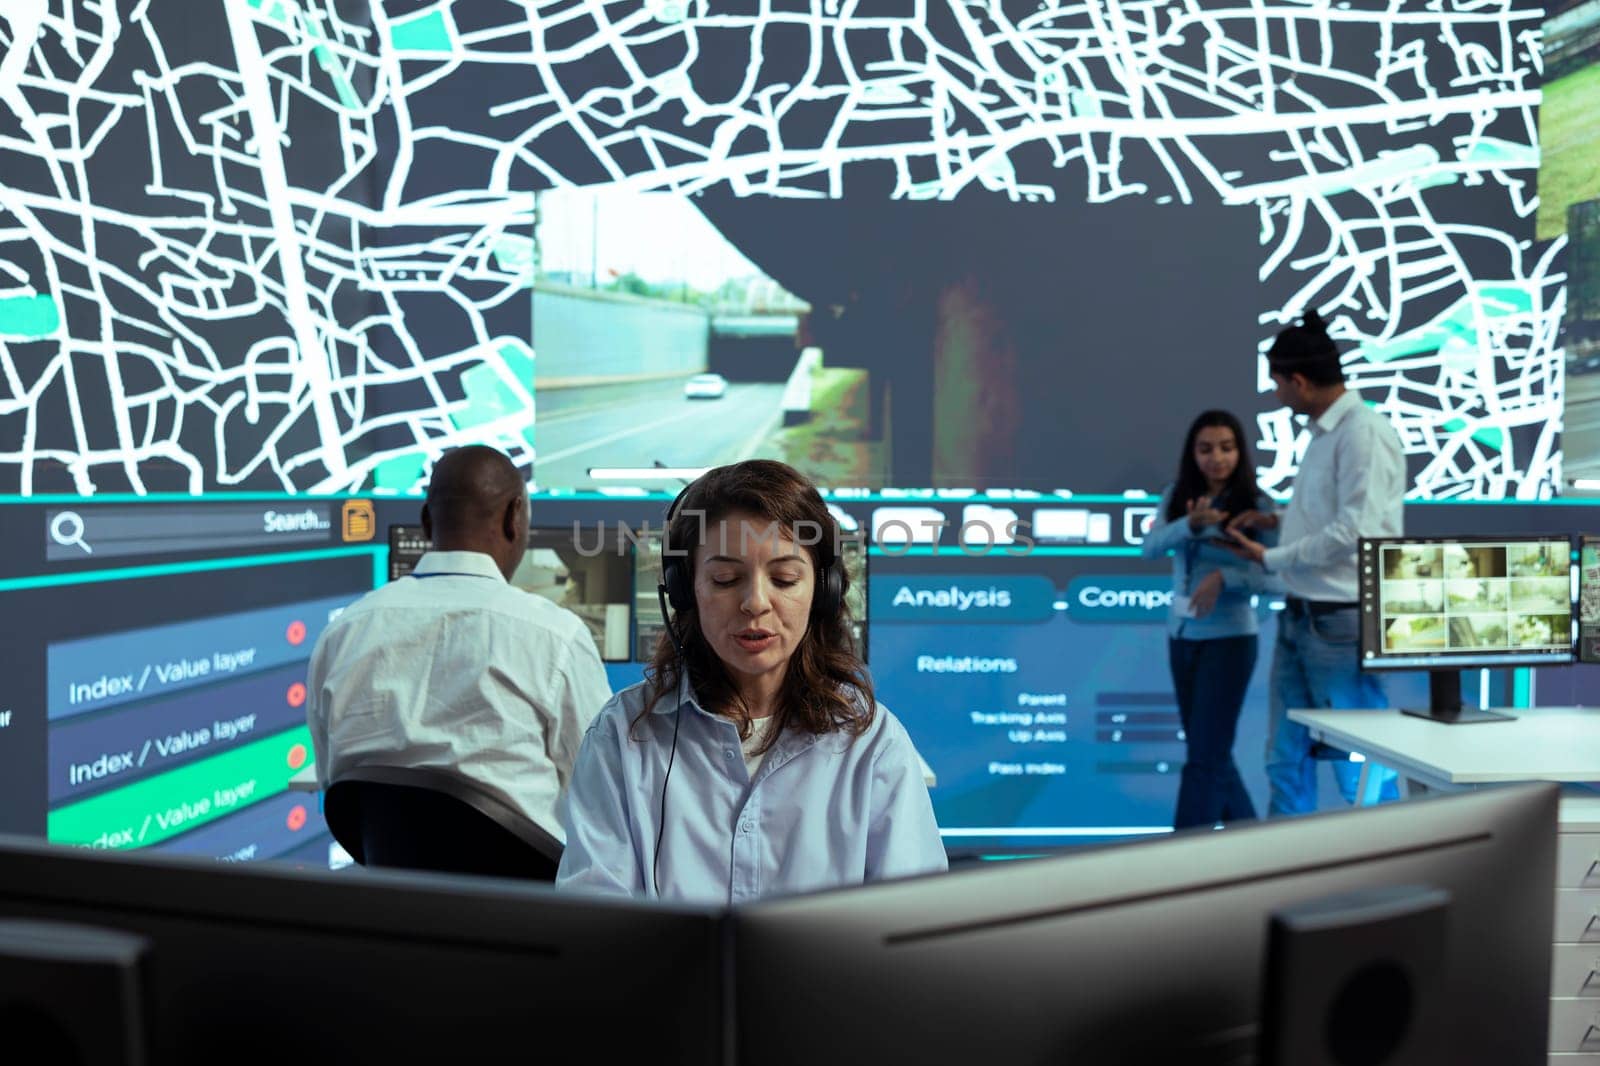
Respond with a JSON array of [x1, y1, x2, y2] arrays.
[[323, 765, 563, 882]]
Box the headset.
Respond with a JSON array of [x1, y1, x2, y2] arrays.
[[650, 478, 846, 894]]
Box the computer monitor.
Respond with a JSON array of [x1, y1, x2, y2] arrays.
[[633, 529, 669, 663], [1358, 535, 1575, 723], [387, 524, 635, 662], [733, 783, 1558, 1066], [510, 528, 634, 662], [387, 522, 429, 580], [1578, 535, 1600, 664], [840, 532, 868, 660], [0, 836, 727, 1064]]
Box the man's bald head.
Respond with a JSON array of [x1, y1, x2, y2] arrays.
[[421, 446, 529, 579]]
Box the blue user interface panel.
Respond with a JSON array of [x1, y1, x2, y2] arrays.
[[0, 500, 381, 865], [0, 494, 1564, 863]]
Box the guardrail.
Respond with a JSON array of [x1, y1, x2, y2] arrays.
[[780, 347, 822, 426]]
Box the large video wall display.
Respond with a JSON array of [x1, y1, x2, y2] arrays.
[[0, 1, 1577, 498], [0, 492, 1575, 864], [1550, 0, 1600, 485]]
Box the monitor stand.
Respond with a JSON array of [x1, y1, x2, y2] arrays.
[[1397, 669, 1514, 724]]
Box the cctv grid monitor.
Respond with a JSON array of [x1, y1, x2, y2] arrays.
[[1359, 535, 1576, 670]]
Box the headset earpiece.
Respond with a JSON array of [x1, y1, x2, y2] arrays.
[[812, 556, 845, 621], [661, 560, 693, 615], [659, 485, 695, 616]]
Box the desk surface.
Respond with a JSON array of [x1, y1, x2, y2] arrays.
[[1288, 706, 1600, 785]]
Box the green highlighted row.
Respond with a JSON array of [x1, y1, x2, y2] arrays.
[[49, 727, 312, 850]]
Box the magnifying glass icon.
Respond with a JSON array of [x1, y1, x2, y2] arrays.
[[51, 511, 92, 555]]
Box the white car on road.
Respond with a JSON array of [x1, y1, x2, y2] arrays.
[[683, 372, 728, 399]]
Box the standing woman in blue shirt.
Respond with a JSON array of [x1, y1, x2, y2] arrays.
[[556, 459, 946, 903], [1142, 410, 1279, 829]]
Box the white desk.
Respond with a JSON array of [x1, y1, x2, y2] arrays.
[[1289, 706, 1600, 1063], [1288, 706, 1600, 802]]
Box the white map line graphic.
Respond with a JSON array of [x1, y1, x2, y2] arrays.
[[0, 0, 537, 495], [224, 0, 347, 484], [0, 0, 1563, 497]]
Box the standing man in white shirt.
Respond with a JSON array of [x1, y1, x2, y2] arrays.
[[1223, 309, 1406, 815], [306, 445, 611, 841]]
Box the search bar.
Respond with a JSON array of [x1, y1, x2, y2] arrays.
[[45, 504, 337, 562]]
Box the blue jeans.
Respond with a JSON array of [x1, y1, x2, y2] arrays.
[[1267, 604, 1398, 815], [1169, 635, 1258, 829]]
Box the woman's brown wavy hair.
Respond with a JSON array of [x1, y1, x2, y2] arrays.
[[637, 459, 873, 753]]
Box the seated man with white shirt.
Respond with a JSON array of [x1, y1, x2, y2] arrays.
[[306, 445, 611, 841]]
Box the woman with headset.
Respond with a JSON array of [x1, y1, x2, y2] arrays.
[[555, 459, 946, 902]]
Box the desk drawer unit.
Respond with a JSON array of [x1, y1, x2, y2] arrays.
[[1560, 834, 1600, 890], [1557, 890, 1600, 944], [1555, 944, 1600, 999], [1552, 999, 1600, 1055]]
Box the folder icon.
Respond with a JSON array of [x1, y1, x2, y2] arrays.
[[342, 500, 376, 542]]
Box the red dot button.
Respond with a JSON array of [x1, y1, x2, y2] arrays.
[[286, 682, 307, 708], [287, 805, 308, 832], [286, 620, 307, 646], [287, 743, 308, 770]]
